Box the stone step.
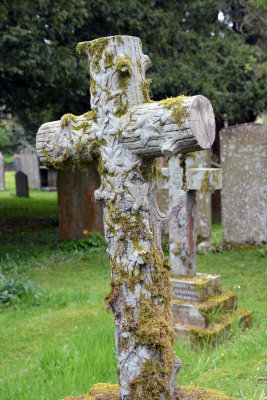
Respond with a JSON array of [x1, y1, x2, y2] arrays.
[[172, 291, 237, 328], [171, 272, 221, 302], [174, 309, 252, 346]]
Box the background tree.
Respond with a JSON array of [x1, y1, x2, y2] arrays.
[[0, 0, 266, 149]]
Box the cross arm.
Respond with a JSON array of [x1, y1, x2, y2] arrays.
[[119, 95, 215, 157], [36, 111, 102, 167]]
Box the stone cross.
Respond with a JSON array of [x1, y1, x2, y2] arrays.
[[159, 154, 222, 277], [36, 35, 215, 400]]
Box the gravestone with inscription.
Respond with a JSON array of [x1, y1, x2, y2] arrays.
[[20, 146, 41, 189], [220, 123, 267, 245], [36, 35, 236, 400], [0, 152, 5, 190], [15, 171, 29, 197], [158, 152, 251, 344], [57, 165, 104, 240]]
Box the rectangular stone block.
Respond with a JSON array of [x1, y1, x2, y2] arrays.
[[171, 273, 221, 302], [220, 123, 267, 244]]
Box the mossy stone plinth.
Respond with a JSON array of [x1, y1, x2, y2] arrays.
[[172, 291, 238, 328], [62, 383, 236, 400], [171, 273, 221, 302], [174, 309, 252, 346]]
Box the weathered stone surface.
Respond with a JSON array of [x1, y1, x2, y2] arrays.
[[57, 166, 104, 240], [15, 171, 29, 197], [0, 152, 5, 190], [20, 146, 41, 189], [171, 273, 221, 302], [220, 123, 267, 244], [14, 154, 22, 172], [174, 309, 252, 346], [195, 150, 212, 239], [36, 35, 215, 400], [172, 291, 237, 327]]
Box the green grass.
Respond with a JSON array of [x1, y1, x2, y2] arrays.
[[0, 170, 266, 400]]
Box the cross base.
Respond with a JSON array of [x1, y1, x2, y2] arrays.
[[61, 383, 238, 400], [171, 274, 252, 346]]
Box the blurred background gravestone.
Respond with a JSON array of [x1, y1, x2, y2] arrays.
[[20, 146, 41, 189], [57, 166, 104, 241], [220, 123, 267, 245], [40, 166, 57, 190], [14, 154, 22, 172], [0, 152, 5, 190], [15, 170, 29, 198]]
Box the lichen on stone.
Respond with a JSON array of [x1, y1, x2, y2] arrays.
[[76, 37, 109, 72], [61, 113, 77, 128], [115, 56, 132, 90], [141, 79, 152, 103], [159, 95, 190, 127]]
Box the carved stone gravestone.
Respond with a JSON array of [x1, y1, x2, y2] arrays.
[[36, 35, 235, 400], [15, 171, 29, 198], [57, 165, 104, 240], [220, 123, 267, 245], [0, 152, 5, 190], [158, 153, 251, 343], [20, 146, 41, 189]]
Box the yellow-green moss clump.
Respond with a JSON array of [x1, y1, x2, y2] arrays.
[[159, 95, 190, 127], [115, 55, 132, 90], [76, 38, 109, 71], [62, 383, 236, 400], [104, 51, 115, 69], [141, 79, 152, 103], [61, 113, 77, 128]]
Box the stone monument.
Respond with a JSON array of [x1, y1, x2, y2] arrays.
[[20, 146, 41, 189], [0, 152, 5, 190], [57, 165, 104, 240], [15, 171, 29, 197], [36, 35, 236, 400], [220, 123, 267, 245]]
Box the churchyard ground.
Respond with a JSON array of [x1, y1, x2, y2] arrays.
[[0, 171, 266, 400]]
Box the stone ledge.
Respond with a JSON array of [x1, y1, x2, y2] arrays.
[[172, 291, 238, 328], [174, 309, 252, 346], [171, 273, 221, 302], [62, 383, 236, 400]]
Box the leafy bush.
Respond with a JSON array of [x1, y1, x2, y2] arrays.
[[0, 271, 36, 306], [58, 232, 107, 252]]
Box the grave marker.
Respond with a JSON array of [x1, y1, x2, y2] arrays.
[[0, 152, 5, 190], [220, 123, 267, 245], [57, 165, 104, 240], [36, 35, 216, 399], [20, 146, 41, 189], [15, 171, 29, 197]]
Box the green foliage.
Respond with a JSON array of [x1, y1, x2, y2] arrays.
[[0, 0, 266, 146], [58, 232, 107, 252], [0, 272, 35, 306]]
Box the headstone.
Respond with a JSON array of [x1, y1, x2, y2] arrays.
[[194, 150, 212, 239], [36, 35, 218, 399], [20, 146, 41, 189], [57, 165, 104, 240], [15, 171, 29, 197], [14, 154, 22, 172], [158, 150, 213, 240], [0, 152, 5, 190], [220, 123, 267, 244], [158, 153, 251, 344]]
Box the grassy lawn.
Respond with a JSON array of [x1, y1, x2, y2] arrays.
[[0, 171, 266, 400]]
